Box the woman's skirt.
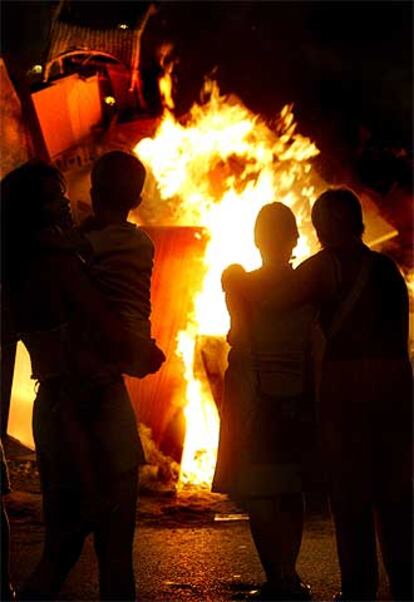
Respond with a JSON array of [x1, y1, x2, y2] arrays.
[[212, 352, 314, 498]]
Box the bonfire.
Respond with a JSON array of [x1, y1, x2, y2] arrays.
[[134, 76, 321, 488]]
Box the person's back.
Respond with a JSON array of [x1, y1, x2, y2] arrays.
[[299, 188, 412, 601], [295, 229, 409, 364], [227, 264, 313, 399], [76, 151, 164, 377], [317, 247, 409, 360], [213, 203, 314, 601], [81, 219, 154, 337]]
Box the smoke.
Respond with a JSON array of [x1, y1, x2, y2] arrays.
[[138, 423, 180, 493]]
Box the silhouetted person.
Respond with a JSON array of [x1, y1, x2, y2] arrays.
[[80, 150, 165, 377], [233, 188, 413, 601], [213, 203, 314, 601], [1, 160, 144, 601], [41, 151, 165, 522]]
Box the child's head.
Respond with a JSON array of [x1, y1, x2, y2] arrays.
[[91, 151, 146, 219], [254, 202, 298, 265]]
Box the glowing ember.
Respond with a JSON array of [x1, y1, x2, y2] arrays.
[[134, 79, 321, 488]]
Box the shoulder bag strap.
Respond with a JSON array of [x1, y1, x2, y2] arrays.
[[326, 251, 373, 340]]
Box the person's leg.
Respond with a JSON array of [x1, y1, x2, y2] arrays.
[[1, 498, 15, 601], [246, 494, 307, 594], [1, 439, 14, 600], [376, 492, 413, 601], [20, 484, 87, 601], [323, 421, 378, 600], [320, 364, 378, 601], [323, 411, 379, 602], [88, 379, 142, 599], [58, 382, 106, 522], [330, 495, 378, 601], [21, 382, 86, 600], [374, 397, 413, 602], [93, 468, 138, 601], [20, 526, 85, 601]]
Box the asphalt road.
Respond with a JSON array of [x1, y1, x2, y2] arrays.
[[5, 437, 391, 602], [9, 498, 390, 602]]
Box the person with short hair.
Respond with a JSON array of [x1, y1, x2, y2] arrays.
[[308, 188, 412, 602], [46, 151, 164, 379], [232, 188, 413, 601], [82, 150, 163, 373], [213, 202, 315, 601]]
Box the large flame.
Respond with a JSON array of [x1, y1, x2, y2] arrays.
[[134, 79, 321, 487]]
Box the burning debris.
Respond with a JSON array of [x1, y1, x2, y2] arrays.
[[4, 12, 405, 493], [6, 67, 402, 493], [138, 423, 179, 494]]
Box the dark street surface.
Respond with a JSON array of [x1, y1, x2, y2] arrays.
[[6, 443, 391, 602]]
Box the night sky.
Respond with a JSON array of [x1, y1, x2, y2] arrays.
[[2, 1, 413, 190]]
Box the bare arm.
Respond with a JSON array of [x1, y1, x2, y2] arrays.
[[222, 264, 247, 345]]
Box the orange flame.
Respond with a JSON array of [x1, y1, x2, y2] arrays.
[[134, 79, 321, 488], [157, 43, 175, 111]]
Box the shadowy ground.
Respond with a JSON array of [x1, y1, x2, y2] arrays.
[[5, 437, 391, 601]]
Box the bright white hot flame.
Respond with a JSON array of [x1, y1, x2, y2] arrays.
[[176, 329, 220, 486], [135, 79, 321, 487]]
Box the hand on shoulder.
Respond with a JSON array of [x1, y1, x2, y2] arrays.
[[221, 263, 246, 291]]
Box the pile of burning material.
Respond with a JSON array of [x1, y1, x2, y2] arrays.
[[136, 485, 242, 527], [138, 423, 179, 495], [7, 69, 400, 495]]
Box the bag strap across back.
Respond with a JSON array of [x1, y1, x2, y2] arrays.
[[325, 250, 373, 340]]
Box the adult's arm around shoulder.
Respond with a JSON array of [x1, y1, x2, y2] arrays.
[[235, 251, 334, 310]]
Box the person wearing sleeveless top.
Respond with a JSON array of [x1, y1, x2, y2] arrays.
[[232, 188, 412, 601], [213, 203, 315, 601]]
